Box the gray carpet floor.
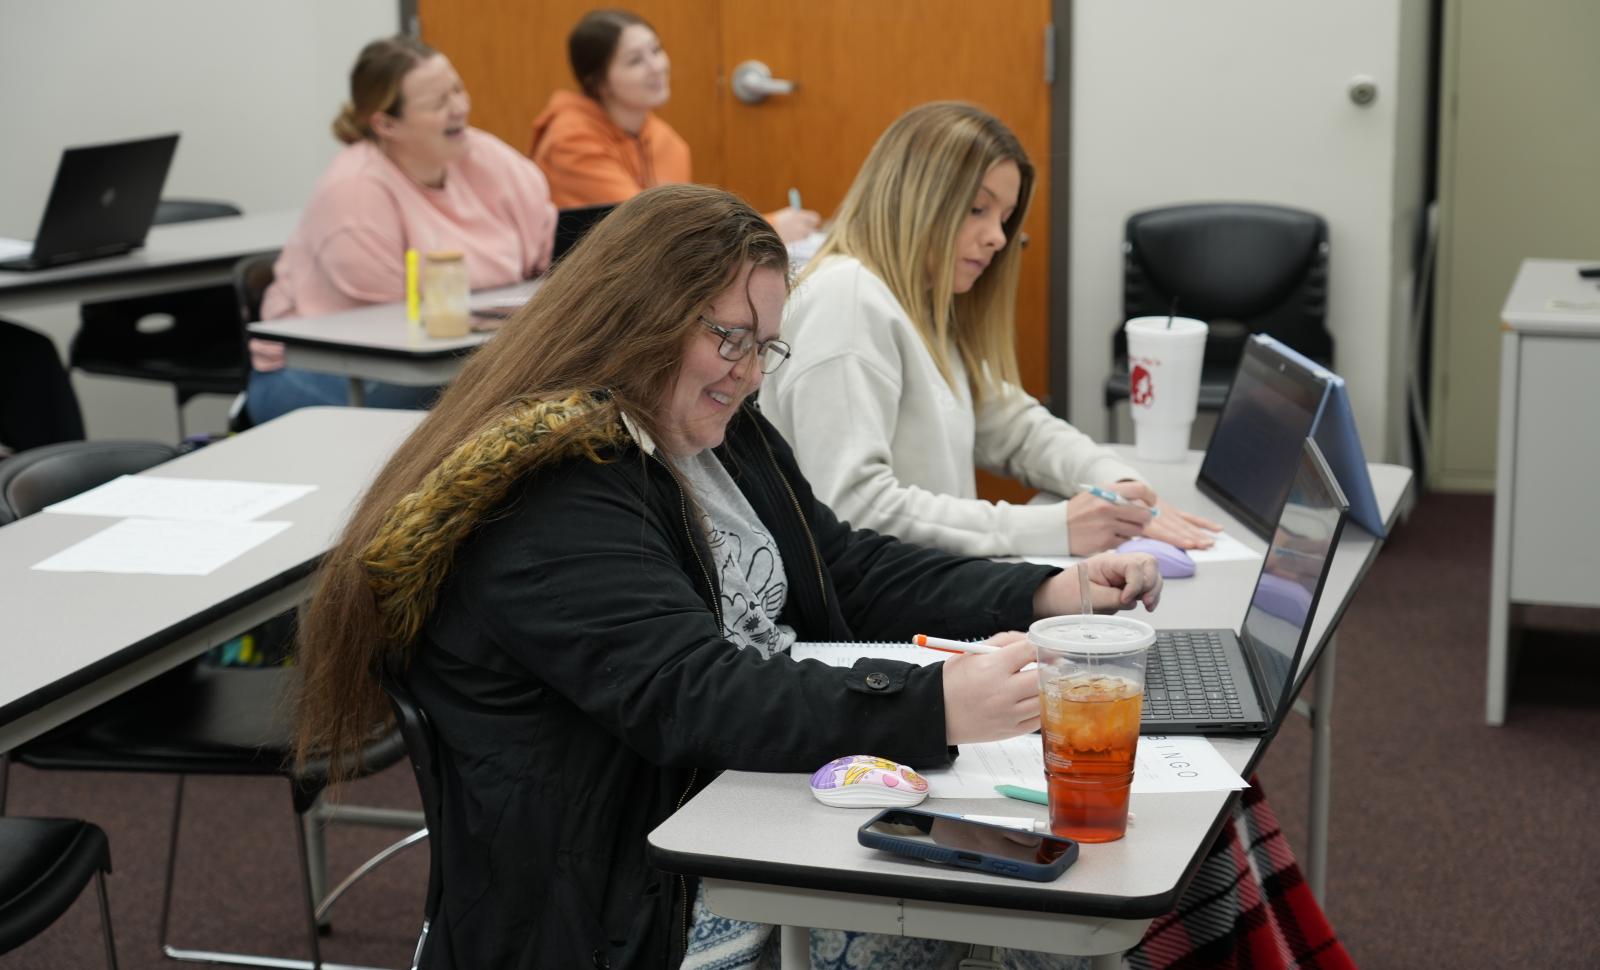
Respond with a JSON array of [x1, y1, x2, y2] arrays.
[[4, 491, 1597, 969]]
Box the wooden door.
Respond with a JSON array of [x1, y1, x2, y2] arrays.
[[420, 1, 1055, 502]]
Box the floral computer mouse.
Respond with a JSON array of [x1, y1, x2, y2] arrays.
[[809, 755, 929, 808]]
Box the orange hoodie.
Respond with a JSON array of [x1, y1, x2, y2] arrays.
[[529, 90, 692, 208]]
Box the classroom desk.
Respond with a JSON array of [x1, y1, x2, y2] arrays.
[[246, 281, 541, 402], [0, 209, 296, 314], [649, 452, 1411, 969], [0, 407, 424, 752], [1486, 258, 1600, 725]]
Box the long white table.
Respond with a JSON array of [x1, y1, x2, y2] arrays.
[[0, 209, 297, 314], [246, 281, 541, 398], [0, 407, 423, 751], [648, 453, 1411, 968]]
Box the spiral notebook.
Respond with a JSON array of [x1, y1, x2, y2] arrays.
[[789, 641, 948, 667]]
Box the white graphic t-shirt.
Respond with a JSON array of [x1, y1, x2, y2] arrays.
[[674, 449, 796, 658]]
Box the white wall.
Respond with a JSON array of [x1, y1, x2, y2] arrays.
[[1068, 0, 1430, 463], [0, 0, 396, 440]]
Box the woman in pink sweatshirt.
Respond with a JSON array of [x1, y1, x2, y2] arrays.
[[249, 35, 557, 424]]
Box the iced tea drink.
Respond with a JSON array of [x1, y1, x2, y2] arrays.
[[1030, 615, 1155, 843]]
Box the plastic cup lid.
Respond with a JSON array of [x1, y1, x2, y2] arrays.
[[1028, 614, 1155, 655]]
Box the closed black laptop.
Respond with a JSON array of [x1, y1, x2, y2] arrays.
[[0, 134, 179, 272], [1140, 438, 1348, 735]]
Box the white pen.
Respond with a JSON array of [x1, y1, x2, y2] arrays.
[[1077, 483, 1160, 517], [913, 634, 997, 655], [788, 187, 803, 211]]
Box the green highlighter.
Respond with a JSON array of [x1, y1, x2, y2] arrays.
[[994, 784, 1048, 805]]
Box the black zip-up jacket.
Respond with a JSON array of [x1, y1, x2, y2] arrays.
[[409, 404, 1059, 970]]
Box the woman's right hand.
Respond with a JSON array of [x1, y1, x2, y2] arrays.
[[769, 206, 822, 243], [942, 635, 1040, 744], [1066, 489, 1154, 555]]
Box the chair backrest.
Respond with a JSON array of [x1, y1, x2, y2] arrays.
[[0, 318, 84, 455], [1115, 202, 1332, 371], [379, 653, 445, 927], [552, 203, 617, 264], [155, 198, 243, 226], [0, 439, 179, 525], [233, 252, 279, 326]]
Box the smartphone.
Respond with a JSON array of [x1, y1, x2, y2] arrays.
[[858, 808, 1078, 882]]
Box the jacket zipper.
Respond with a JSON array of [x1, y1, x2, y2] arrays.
[[674, 766, 699, 958], [755, 430, 828, 612]]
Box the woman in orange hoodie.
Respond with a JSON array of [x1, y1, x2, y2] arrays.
[[531, 8, 820, 243]]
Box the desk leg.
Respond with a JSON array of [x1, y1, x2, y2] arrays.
[[1307, 634, 1336, 902], [780, 925, 809, 970], [346, 377, 366, 407], [1089, 953, 1122, 970], [1486, 331, 1519, 726]]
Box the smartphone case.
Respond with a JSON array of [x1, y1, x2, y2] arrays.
[[857, 809, 1078, 882]]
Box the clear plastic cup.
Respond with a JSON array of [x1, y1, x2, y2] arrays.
[[1030, 614, 1156, 843], [1123, 316, 1208, 461]]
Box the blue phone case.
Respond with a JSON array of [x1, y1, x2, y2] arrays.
[[858, 808, 1079, 882]]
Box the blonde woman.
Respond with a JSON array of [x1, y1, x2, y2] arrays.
[[761, 101, 1220, 557]]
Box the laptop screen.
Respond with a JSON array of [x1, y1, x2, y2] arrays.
[[1196, 336, 1330, 540], [1240, 438, 1347, 721]]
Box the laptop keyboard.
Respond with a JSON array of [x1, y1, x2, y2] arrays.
[[1143, 631, 1245, 721]]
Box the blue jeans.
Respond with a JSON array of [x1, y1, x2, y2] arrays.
[[246, 367, 440, 424]]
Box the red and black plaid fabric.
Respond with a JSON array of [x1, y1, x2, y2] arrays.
[[1124, 778, 1357, 970]]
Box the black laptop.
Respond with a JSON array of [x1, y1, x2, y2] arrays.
[[1140, 438, 1348, 735], [0, 134, 179, 271]]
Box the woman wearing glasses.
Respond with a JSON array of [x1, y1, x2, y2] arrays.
[[291, 185, 1161, 970]]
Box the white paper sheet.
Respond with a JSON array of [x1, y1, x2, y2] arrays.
[[43, 475, 316, 522], [922, 733, 1247, 798], [1184, 530, 1263, 563], [32, 518, 291, 576]]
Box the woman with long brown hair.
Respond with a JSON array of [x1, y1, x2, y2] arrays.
[[292, 184, 1160, 970]]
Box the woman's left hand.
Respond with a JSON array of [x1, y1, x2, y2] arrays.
[[1104, 481, 1222, 550]]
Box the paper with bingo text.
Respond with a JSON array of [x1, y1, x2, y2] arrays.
[[922, 733, 1247, 799], [43, 475, 317, 522]]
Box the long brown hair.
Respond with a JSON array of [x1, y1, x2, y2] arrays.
[[804, 102, 1035, 401], [568, 8, 654, 100], [331, 35, 438, 144], [292, 184, 787, 782]]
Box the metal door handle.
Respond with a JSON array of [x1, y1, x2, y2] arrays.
[[730, 60, 795, 104]]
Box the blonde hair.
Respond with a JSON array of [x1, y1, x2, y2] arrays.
[[331, 35, 438, 145], [804, 101, 1034, 401], [292, 184, 788, 783]]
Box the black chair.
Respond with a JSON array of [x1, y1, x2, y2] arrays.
[[379, 655, 443, 970], [0, 817, 118, 967], [228, 252, 279, 433], [70, 199, 251, 438], [552, 203, 616, 264], [1105, 203, 1331, 434], [0, 318, 85, 458], [0, 439, 410, 969]]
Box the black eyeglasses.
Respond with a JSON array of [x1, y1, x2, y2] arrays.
[[699, 316, 792, 374]]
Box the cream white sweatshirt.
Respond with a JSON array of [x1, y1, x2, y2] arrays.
[[761, 256, 1140, 557]]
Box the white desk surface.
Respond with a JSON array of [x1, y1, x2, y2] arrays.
[[0, 407, 423, 750], [649, 451, 1412, 928], [1500, 258, 1600, 335], [247, 281, 541, 385], [0, 209, 297, 312]]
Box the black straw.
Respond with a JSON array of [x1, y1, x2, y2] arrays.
[[1166, 296, 1178, 330]]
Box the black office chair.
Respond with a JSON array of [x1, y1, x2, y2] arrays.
[[0, 318, 85, 458], [379, 654, 443, 970], [228, 252, 279, 433], [552, 203, 617, 264], [0, 817, 119, 967], [0, 439, 409, 970], [1105, 203, 1331, 435], [70, 199, 252, 439]]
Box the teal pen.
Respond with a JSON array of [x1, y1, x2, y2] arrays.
[[1076, 483, 1159, 517], [788, 187, 802, 210], [993, 784, 1048, 805]]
